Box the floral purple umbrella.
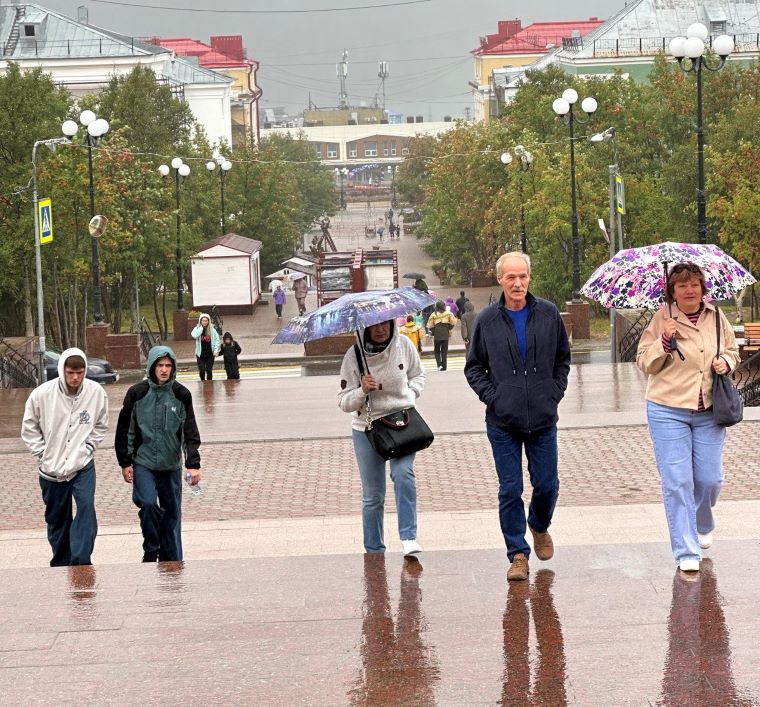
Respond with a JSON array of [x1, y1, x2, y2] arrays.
[[581, 242, 755, 309], [272, 286, 438, 344]]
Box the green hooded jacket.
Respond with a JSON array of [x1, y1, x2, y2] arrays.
[[114, 346, 201, 471]]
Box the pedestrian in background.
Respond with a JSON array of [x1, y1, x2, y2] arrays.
[[455, 291, 469, 319], [465, 252, 570, 582], [460, 301, 477, 356], [636, 262, 739, 575], [445, 296, 459, 318], [413, 277, 429, 293], [426, 301, 456, 371], [273, 285, 286, 319], [338, 319, 426, 556], [399, 314, 424, 353], [191, 313, 220, 381], [21, 348, 109, 566], [293, 276, 309, 316], [115, 346, 202, 563], [220, 331, 242, 380]]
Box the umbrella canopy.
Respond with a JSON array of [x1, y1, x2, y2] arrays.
[[581, 242, 755, 309], [281, 270, 308, 283], [272, 287, 438, 344], [268, 279, 283, 293], [402, 272, 426, 280]]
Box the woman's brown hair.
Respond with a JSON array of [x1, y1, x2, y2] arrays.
[[666, 262, 707, 303]]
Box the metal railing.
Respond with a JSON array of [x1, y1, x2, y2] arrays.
[[732, 350, 760, 407], [618, 310, 653, 363], [0, 338, 38, 388], [139, 317, 161, 359], [592, 33, 760, 58]]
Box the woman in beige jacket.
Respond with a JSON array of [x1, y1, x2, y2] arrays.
[[637, 263, 740, 574]]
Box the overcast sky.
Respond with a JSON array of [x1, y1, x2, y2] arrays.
[[40, 0, 611, 120]]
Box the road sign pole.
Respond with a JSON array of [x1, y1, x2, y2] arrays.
[[31, 142, 46, 384]]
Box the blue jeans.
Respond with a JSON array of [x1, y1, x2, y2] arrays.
[[352, 429, 417, 553], [486, 424, 559, 561], [38, 461, 97, 566], [646, 401, 725, 564], [133, 463, 183, 561]]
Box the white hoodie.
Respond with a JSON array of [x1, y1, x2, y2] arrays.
[[338, 327, 425, 431], [21, 347, 109, 482]]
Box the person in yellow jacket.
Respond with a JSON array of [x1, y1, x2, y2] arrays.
[[399, 315, 424, 353], [426, 301, 456, 370]]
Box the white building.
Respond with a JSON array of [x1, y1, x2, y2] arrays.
[[0, 3, 233, 145], [190, 234, 263, 315]]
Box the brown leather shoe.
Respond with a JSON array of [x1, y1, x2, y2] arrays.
[[530, 526, 554, 561], [507, 553, 529, 581]]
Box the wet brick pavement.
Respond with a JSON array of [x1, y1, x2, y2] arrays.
[[3, 422, 759, 531]]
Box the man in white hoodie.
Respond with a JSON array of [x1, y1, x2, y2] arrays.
[[21, 348, 109, 566]]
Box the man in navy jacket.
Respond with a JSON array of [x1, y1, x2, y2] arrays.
[[465, 252, 570, 581]]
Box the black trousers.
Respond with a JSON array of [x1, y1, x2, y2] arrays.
[[434, 340, 449, 370], [196, 356, 214, 380]]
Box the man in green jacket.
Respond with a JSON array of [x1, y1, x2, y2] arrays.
[[115, 346, 201, 562]]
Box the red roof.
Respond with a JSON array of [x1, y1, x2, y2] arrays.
[[474, 19, 604, 56], [146, 36, 249, 68]]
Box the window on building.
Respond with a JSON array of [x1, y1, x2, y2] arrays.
[[313, 143, 321, 156], [327, 143, 339, 159], [391, 143, 397, 156], [364, 141, 378, 157], [383, 141, 389, 156], [348, 142, 357, 158], [401, 146, 409, 155], [24, 25, 36, 37], [710, 20, 727, 34]]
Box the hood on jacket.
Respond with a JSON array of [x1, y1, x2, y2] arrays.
[[57, 347, 88, 393], [197, 312, 211, 326], [222, 331, 233, 342], [361, 319, 397, 355], [464, 301, 475, 313], [146, 345, 177, 383]]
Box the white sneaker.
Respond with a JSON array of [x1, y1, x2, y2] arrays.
[[402, 539, 422, 556], [679, 558, 700, 573], [698, 531, 713, 549]]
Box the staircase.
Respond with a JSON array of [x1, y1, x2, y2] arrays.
[[0, 337, 39, 388], [2, 6, 26, 58]]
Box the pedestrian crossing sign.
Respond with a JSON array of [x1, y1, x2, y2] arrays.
[[38, 198, 53, 244]]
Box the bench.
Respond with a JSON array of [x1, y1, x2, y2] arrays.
[[740, 322, 760, 360]]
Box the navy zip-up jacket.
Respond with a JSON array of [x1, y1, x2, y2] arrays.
[[464, 292, 570, 433]]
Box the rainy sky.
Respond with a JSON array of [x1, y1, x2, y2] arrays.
[[39, 0, 611, 121]]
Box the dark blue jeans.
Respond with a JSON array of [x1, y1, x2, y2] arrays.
[[133, 463, 183, 561], [486, 424, 559, 561], [38, 461, 97, 566]]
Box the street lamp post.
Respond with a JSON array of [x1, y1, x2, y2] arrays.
[[159, 158, 191, 310], [500, 145, 534, 253], [62, 111, 109, 324], [206, 156, 232, 235], [386, 164, 398, 208], [552, 88, 598, 301], [668, 24, 734, 244], [334, 167, 348, 209], [591, 127, 625, 362]]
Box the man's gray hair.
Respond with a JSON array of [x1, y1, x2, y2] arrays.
[[496, 251, 531, 277]]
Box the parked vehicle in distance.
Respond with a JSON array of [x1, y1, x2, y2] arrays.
[[44, 349, 119, 385]]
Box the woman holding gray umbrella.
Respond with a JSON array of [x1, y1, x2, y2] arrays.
[[338, 318, 426, 557], [636, 263, 740, 574]]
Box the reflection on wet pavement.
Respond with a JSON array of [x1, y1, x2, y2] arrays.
[[2, 546, 759, 704], [659, 559, 754, 706], [501, 570, 566, 706], [349, 554, 439, 705]]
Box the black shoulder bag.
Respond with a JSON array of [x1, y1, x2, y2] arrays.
[[711, 311, 743, 427], [353, 344, 434, 460]]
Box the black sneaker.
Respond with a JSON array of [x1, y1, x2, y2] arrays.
[[142, 550, 159, 563]]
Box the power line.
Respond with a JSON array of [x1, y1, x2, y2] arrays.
[[268, 54, 467, 67], [83, 0, 432, 12]]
